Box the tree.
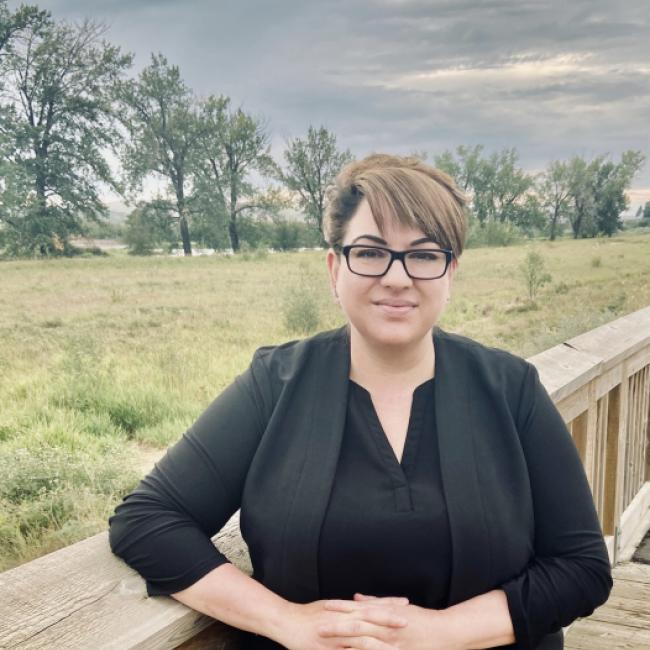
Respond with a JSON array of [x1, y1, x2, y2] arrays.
[[193, 95, 281, 252], [434, 146, 533, 226], [538, 161, 572, 240], [566, 156, 599, 239], [434, 144, 484, 193], [124, 199, 177, 255], [0, 1, 47, 59], [281, 125, 353, 245], [118, 53, 202, 256], [0, 16, 132, 255], [564, 152, 645, 239], [642, 201, 650, 224], [592, 151, 644, 236]]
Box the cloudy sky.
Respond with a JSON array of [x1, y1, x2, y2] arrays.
[[13, 0, 650, 210]]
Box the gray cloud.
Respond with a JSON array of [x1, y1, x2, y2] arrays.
[[9, 0, 650, 194]]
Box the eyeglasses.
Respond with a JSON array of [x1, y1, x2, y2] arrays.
[[338, 244, 454, 280]]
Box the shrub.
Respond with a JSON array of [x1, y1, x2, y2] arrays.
[[519, 250, 552, 302], [283, 287, 320, 335], [465, 220, 522, 248]]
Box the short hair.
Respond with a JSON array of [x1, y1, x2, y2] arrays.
[[323, 153, 468, 258]]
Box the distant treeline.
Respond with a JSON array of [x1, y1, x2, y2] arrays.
[[0, 2, 648, 258]]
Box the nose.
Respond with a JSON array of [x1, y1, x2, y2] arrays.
[[380, 256, 413, 288]]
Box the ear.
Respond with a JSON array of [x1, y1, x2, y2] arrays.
[[326, 248, 340, 296], [448, 256, 459, 282]]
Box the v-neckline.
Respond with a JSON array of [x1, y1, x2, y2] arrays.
[[349, 378, 432, 470]]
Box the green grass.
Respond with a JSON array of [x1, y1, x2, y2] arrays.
[[1, 231, 649, 570]]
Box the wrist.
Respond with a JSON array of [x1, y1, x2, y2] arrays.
[[428, 607, 466, 650], [262, 597, 298, 645]]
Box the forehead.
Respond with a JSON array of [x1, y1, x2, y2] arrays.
[[344, 198, 430, 243]]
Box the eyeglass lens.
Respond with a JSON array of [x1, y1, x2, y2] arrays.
[[348, 246, 448, 278]]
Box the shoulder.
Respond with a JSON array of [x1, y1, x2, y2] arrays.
[[434, 327, 535, 398], [249, 325, 347, 381]]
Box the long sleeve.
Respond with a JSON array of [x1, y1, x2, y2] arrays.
[[108, 352, 270, 597], [499, 363, 613, 650]]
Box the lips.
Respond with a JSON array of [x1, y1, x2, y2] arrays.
[[374, 300, 417, 307]]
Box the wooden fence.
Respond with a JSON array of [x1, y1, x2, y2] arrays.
[[1, 306, 649, 649]]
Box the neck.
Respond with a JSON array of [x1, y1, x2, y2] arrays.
[[348, 325, 435, 389]]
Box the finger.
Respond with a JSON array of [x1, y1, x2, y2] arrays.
[[325, 597, 408, 612], [338, 637, 398, 650], [354, 593, 409, 605], [318, 614, 406, 639]]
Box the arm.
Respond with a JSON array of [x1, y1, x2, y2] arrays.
[[496, 362, 613, 650], [108, 353, 270, 596], [438, 589, 514, 649], [170, 562, 290, 642]]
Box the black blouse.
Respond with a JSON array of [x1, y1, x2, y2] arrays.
[[318, 378, 452, 609]]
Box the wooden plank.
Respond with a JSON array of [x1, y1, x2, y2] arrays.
[[595, 364, 623, 400], [0, 514, 250, 650], [604, 385, 621, 536], [528, 344, 602, 403], [565, 306, 650, 371], [618, 483, 650, 557], [626, 345, 650, 378], [557, 385, 590, 424], [639, 366, 648, 483], [585, 381, 599, 491], [594, 394, 609, 520], [571, 410, 588, 467], [616, 361, 631, 536], [564, 618, 650, 649], [565, 562, 650, 650]]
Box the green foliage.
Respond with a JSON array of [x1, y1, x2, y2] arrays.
[[193, 95, 282, 252], [283, 286, 321, 334], [124, 201, 177, 255], [564, 152, 645, 239], [0, 440, 140, 569], [465, 219, 522, 248], [118, 53, 200, 255], [281, 125, 354, 243], [435, 146, 533, 225], [0, 15, 132, 256], [519, 250, 552, 302]]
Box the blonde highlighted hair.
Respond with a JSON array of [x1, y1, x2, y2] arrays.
[[323, 154, 468, 257]]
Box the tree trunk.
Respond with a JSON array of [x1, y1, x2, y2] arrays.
[[228, 215, 240, 252], [549, 206, 558, 241], [175, 176, 192, 256], [179, 215, 192, 255]]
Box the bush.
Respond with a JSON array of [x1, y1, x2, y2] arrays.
[[283, 287, 320, 334], [0, 441, 140, 570], [519, 250, 552, 302], [465, 220, 522, 248]]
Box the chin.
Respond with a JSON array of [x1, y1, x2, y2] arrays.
[[359, 323, 427, 347]]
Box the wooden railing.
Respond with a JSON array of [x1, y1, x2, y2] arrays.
[[1, 307, 649, 649]]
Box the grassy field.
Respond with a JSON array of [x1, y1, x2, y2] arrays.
[[1, 231, 649, 571]]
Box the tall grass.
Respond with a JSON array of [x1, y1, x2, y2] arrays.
[[1, 232, 649, 569]]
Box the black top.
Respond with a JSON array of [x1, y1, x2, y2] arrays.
[[318, 378, 451, 609], [109, 326, 611, 650]]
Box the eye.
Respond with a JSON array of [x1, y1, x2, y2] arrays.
[[408, 250, 440, 261], [354, 247, 387, 259]]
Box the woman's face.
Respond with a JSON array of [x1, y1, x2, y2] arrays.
[[326, 198, 457, 349]]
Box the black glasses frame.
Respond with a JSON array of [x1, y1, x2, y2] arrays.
[[338, 244, 454, 280]]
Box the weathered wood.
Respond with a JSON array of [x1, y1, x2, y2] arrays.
[[0, 515, 250, 650], [564, 562, 650, 649], [604, 385, 621, 536]]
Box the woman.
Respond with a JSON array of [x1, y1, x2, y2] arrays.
[[108, 154, 613, 650]]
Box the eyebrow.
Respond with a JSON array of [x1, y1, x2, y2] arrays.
[[351, 234, 438, 246]]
